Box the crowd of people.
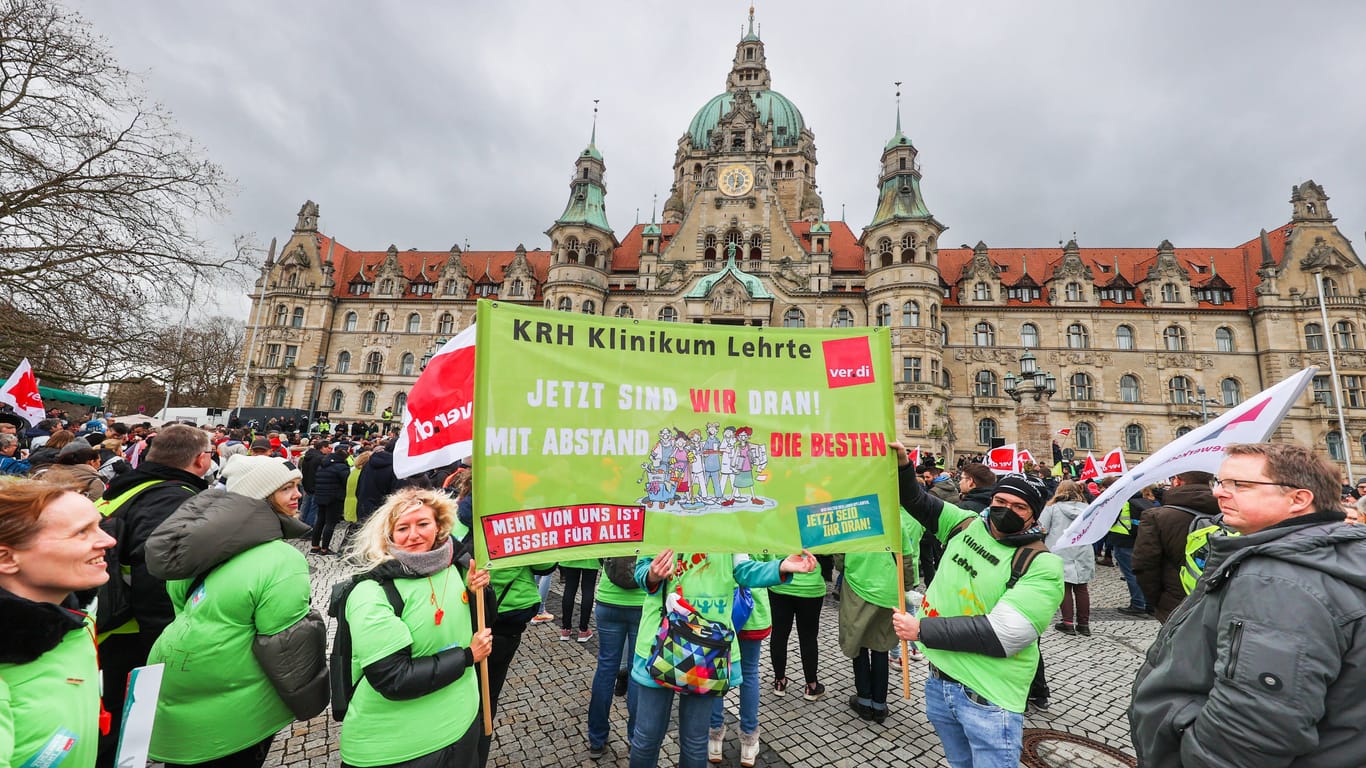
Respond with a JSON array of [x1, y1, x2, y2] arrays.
[[4, 407, 1366, 768]]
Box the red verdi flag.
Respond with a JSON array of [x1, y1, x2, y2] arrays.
[[1099, 447, 1127, 477], [1078, 452, 1099, 481], [393, 324, 476, 478], [0, 358, 45, 427], [907, 445, 922, 469], [985, 443, 1019, 475]]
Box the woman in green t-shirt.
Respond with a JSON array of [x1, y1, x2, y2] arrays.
[[340, 488, 493, 768], [0, 481, 115, 768]]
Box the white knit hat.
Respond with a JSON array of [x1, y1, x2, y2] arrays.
[[221, 454, 302, 500]]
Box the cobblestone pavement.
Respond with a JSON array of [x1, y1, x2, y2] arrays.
[[264, 533, 1157, 768]]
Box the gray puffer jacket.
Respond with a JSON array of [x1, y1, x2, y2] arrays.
[[1130, 513, 1366, 768], [146, 489, 328, 720]]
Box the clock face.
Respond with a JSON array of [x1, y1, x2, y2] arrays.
[[719, 164, 754, 197]]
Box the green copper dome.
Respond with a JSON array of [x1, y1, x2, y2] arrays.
[[688, 90, 804, 149]]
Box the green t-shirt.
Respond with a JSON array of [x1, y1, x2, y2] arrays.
[[340, 564, 478, 766], [841, 510, 923, 609], [918, 505, 1064, 713], [769, 565, 826, 598], [630, 554, 784, 690], [560, 557, 599, 570], [148, 541, 311, 763], [0, 613, 99, 768], [595, 563, 646, 608], [490, 565, 552, 613]]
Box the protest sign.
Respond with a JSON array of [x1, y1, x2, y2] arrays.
[[470, 301, 898, 567]]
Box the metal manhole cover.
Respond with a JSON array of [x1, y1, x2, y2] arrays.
[[1020, 729, 1137, 768]]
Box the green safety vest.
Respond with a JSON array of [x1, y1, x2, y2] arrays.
[[1108, 501, 1132, 536]]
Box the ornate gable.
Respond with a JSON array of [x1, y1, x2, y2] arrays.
[[1300, 236, 1357, 273], [503, 244, 539, 299], [1145, 240, 1190, 285], [440, 245, 472, 298]]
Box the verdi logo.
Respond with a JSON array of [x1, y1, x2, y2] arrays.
[[821, 336, 874, 388]]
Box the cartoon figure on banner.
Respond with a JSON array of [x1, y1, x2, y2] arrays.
[[650, 427, 673, 466], [639, 458, 677, 509], [718, 426, 738, 506], [730, 426, 768, 505], [701, 422, 724, 504], [686, 429, 705, 507], [669, 430, 691, 502]]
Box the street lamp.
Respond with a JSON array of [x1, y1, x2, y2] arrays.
[[307, 362, 330, 427], [1002, 348, 1058, 467], [1194, 385, 1221, 424]]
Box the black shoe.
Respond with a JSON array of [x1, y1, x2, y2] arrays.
[[1076, 624, 1092, 636], [1117, 605, 1148, 616], [869, 705, 889, 724], [848, 695, 875, 721], [588, 744, 605, 760], [1029, 696, 1050, 711], [614, 670, 629, 697], [1054, 622, 1076, 635]]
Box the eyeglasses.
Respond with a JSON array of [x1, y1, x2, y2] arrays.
[[1212, 478, 1298, 492]]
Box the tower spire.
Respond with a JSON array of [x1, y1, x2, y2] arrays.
[[590, 99, 599, 148], [748, 4, 755, 37], [895, 81, 902, 136], [651, 193, 657, 223]]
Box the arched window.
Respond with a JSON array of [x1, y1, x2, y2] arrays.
[[286, 271, 298, 287], [941, 323, 949, 343], [272, 386, 287, 408], [394, 392, 408, 414], [900, 233, 916, 261], [585, 240, 599, 268], [1163, 325, 1187, 351], [658, 306, 678, 322], [582, 300, 596, 315], [704, 234, 717, 263], [365, 351, 383, 374], [975, 371, 998, 397], [877, 237, 893, 267], [400, 353, 415, 376], [615, 305, 634, 318], [1065, 282, 1081, 301], [1323, 277, 1340, 297], [875, 303, 891, 326], [1125, 424, 1146, 452], [1076, 422, 1095, 450], [929, 304, 939, 327], [274, 304, 288, 325], [1020, 323, 1039, 348], [1327, 431, 1346, 461], [1066, 323, 1090, 349], [907, 406, 922, 432], [1221, 378, 1242, 406], [1070, 373, 1093, 400], [253, 386, 267, 407], [329, 389, 344, 411], [336, 351, 351, 373], [361, 391, 377, 414], [977, 418, 998, 446], [291, 307, 305, 328], [832, 308, 854, 327], [404, 313, 419, 333], [1215, 327, 1235, 352], [783, 308, 805, 328], [1169, 375, 1193, 405], [1335, 321, 1358, 349], [1306, 323, 1325, 351], [373, 312, 390, 332], [973, 282, 992, 301], [1120, 374, 1140, 403], [1116, 324, 1135, 350], [974, 322, 995, 346], [902, 301, 920, 327], [1176, 426, 1193, 438], [343, 312, 358, 332], [438, 313, 454, 334], [1359, 433, 1366, 462], [557, 297, 573, 312], [565, 236, 579, 263], [1161, 283, 1179, 302]]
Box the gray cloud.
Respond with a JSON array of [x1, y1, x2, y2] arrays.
[[72, 1, 1366, 315]]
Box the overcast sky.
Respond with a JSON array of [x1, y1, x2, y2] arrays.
[[72, 1, 1366, 318]]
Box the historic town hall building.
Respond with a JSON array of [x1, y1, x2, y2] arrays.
[[239, 12, 1365, 468]]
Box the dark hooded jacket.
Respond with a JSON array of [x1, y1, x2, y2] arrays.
[[1131, 483, 1221, 622], [356, 448, 397, 520], [957, 485, 995, 513], [145, 489, 327, 723], [1130, 514, 1366, 768], [313, 451, 352, 506]]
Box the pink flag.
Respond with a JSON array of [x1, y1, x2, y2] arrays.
[[1078, 452, 1099, 481], [985, 443, 1018, 475], [1099, 447, 1127, 477], [0, 358, 46, 427], [393, 325, 476, 478]]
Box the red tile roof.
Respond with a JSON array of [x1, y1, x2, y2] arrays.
[[317, 234, 552, 300]]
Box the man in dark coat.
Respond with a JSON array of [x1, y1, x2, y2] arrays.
[[356, 439, 398, 522], [297, 440, 329, 528], [96, 424, 211, 768], [1131, 471, 1219, 622], [956, 462, 997, 513]]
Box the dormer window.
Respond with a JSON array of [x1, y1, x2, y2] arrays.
[[745, 47, 755, 61], [443, 280, 460, 296], [1161, 283, 1179, 302], [380, 279, 394, 294], [475, 284, 496, 298], [776, 126, 787, 136], [1065, 282, 1081, 301], [973, 282, 992, 301], [509, 279, 524, 297], [899, 157, 907, 170], [411, 283, 433, 296]]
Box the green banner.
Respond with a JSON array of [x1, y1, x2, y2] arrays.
[[471, 301, 898, 568]]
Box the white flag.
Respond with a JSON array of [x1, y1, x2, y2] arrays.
[[1059, 367, 1319, 547]]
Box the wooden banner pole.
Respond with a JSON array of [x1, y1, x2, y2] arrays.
[[475, 582, 493, 735], [894, 551, 911, 700]]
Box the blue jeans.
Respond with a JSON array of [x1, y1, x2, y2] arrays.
[[630, 684, 715, 768], [1113, 546, 1147, 610], [924, 675, 1024, 768], [299, 493, 318, 528], [588, 602, 641, 749], [709, 638, 760, 734], [537, 573, 553, 612]]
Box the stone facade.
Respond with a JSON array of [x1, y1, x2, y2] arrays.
[[238, 16, 1366, 470]]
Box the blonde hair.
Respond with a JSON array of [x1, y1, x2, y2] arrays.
[[347, 487, 458, 566], [1048, 480, 1085, 505]]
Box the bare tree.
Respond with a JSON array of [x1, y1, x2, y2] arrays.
[[0, 0, 245, 385]]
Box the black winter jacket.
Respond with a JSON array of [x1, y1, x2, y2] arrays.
[[100, 461, 208, 636], [313, 453, 352, 505], [357, 450, 397, 520], [298, 448, 325, 494], [957, 486, 995, 513]]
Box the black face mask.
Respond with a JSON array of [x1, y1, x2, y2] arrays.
[[988, 505, 1028, 535]]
